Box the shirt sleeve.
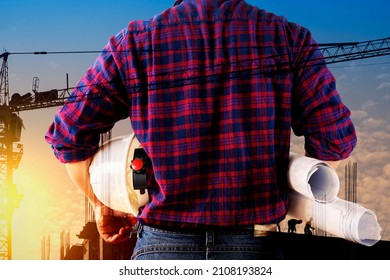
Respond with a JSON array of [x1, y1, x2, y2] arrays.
[[45, 31, 130, 163], [290, 27, 357, 161]]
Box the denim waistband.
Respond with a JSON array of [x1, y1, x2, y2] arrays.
[[141, 223, 278, 236]]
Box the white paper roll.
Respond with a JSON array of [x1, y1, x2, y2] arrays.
[[288, 191, 382, 246], [89, 133, 149, 216], [288, 153, 340, 202]]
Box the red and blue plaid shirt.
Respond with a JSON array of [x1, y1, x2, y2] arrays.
[[45, 0, 356, 228]]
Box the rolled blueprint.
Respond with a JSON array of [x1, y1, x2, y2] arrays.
[[288, 191, 382, 246], [288, 153, 339, 202]]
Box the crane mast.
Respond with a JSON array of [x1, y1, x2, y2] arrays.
[[0, 52, 23, 260], [0, 36, 389, 259]]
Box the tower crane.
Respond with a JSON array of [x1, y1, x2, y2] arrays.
[[0, 52, 23, 260], [0, 36, 389, 260]]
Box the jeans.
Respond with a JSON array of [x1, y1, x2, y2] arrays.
[[131, 225, 284, 260]]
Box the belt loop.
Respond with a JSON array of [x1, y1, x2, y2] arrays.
[[136, 223, 143, 238], [130, 222, 143, 239]]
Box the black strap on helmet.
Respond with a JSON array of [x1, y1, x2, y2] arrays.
[[130, 148, 150, 194]]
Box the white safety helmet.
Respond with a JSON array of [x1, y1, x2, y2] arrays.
[[89, 133, 149, 216]]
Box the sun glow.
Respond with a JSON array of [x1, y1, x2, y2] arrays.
[[11, 157, 85, 260]]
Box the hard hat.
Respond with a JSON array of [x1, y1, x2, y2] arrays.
[[89, 133, 149, 216]]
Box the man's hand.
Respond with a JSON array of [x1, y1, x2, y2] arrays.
[[65, 159, 138, 243], [94, 204, 138, 244]]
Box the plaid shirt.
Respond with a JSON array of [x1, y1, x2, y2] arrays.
[[45, 0, 356, 228]]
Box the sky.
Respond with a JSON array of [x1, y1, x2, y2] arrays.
[[1, 0, 389, 260]]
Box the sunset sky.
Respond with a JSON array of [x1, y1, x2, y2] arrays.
[[1, 0, 389, 260]]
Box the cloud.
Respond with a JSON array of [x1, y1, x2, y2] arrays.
[[376, 82, 390, 90], [384, 164, 390, 177], [351, 110, 368, 120], [344, 61, 361, 73], [336, 73, 347, 82], [347, 111, 390, 241], [361, 100, 377, 111], [362, 118, 386, 129], [9, 73, 19, 81], [376, 72, 390, 90], [375, 73, 390, 80], [48, 61, 59, 69]]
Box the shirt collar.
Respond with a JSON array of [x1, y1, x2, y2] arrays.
[[175, 0, 233, 6]]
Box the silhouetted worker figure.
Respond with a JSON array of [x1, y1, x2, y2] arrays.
[[287, 219, 302, 233], [304, 218, 315, 235]]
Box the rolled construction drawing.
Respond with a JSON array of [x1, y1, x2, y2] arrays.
[[288, 153, 340, 202], [288, 191, 382, 247], [89, 133, 149, 216]]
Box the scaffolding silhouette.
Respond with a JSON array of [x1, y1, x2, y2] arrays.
[[345, 161, 358, 204]]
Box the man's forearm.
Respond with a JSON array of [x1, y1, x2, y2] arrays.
[[65, 157, 103, 208]]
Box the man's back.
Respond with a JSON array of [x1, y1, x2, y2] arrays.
[[123, 0, 298, 227], [46, 0, 356, 229]]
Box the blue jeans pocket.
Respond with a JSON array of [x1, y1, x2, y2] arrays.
[[131, 226, 205, 260], [131, 225, 283, 260]]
